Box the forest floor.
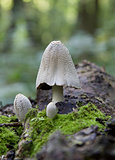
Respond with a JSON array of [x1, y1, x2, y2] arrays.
[[0, 60, 115, 160]]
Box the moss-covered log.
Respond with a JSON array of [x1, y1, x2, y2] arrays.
[[16, 103, 111, 158], [0, 115, 23, 156], [36, 60, 115, 116], [0, 61, 115, 159]]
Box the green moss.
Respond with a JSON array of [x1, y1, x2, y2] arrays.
[[0, 115, 23, 156], [25, 108, 38, 121], [25, 103, 110, 157]]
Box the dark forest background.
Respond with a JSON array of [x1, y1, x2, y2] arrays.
[[0, 0, 115, 104]]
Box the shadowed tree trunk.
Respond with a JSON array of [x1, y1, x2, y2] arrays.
[[77, 0, 99, 34], [2, 0, 24, 53]]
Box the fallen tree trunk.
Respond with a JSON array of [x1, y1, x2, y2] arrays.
[[0, 60, 115, 160], [1, 60, 115, 116], [36, 60, 115, 116]]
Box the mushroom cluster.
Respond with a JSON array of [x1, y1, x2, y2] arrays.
[[13, 41, 80, 120]]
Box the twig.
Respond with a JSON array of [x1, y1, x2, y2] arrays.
[[0, 122, 22, 127]]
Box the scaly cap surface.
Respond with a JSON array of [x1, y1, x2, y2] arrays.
[[14, 93, 32, 122], [36, 41, 80, 89]]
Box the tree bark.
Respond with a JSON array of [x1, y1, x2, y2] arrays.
[[36, 60, 115, 116]]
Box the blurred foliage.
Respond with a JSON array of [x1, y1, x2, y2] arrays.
[[0, 0, 115, 104]]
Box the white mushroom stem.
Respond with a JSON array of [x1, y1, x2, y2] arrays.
[[52, 85, 64, 103]]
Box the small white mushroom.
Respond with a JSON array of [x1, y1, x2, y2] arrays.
[[46, 102, 58, 118], [36, 41, 81, 103], [14, 93, 32, 122]]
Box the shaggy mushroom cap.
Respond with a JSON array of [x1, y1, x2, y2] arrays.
[[36, 41, 80, 89], [14, 93, 32, 122]]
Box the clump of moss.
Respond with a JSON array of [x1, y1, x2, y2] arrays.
[[0, 115, 23, 156], [25, 103, 110, 156], [25, 108, 38, 121]]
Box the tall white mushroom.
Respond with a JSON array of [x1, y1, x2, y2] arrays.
[[36, 41, 81, 117], [14, 93, 32, 122]]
